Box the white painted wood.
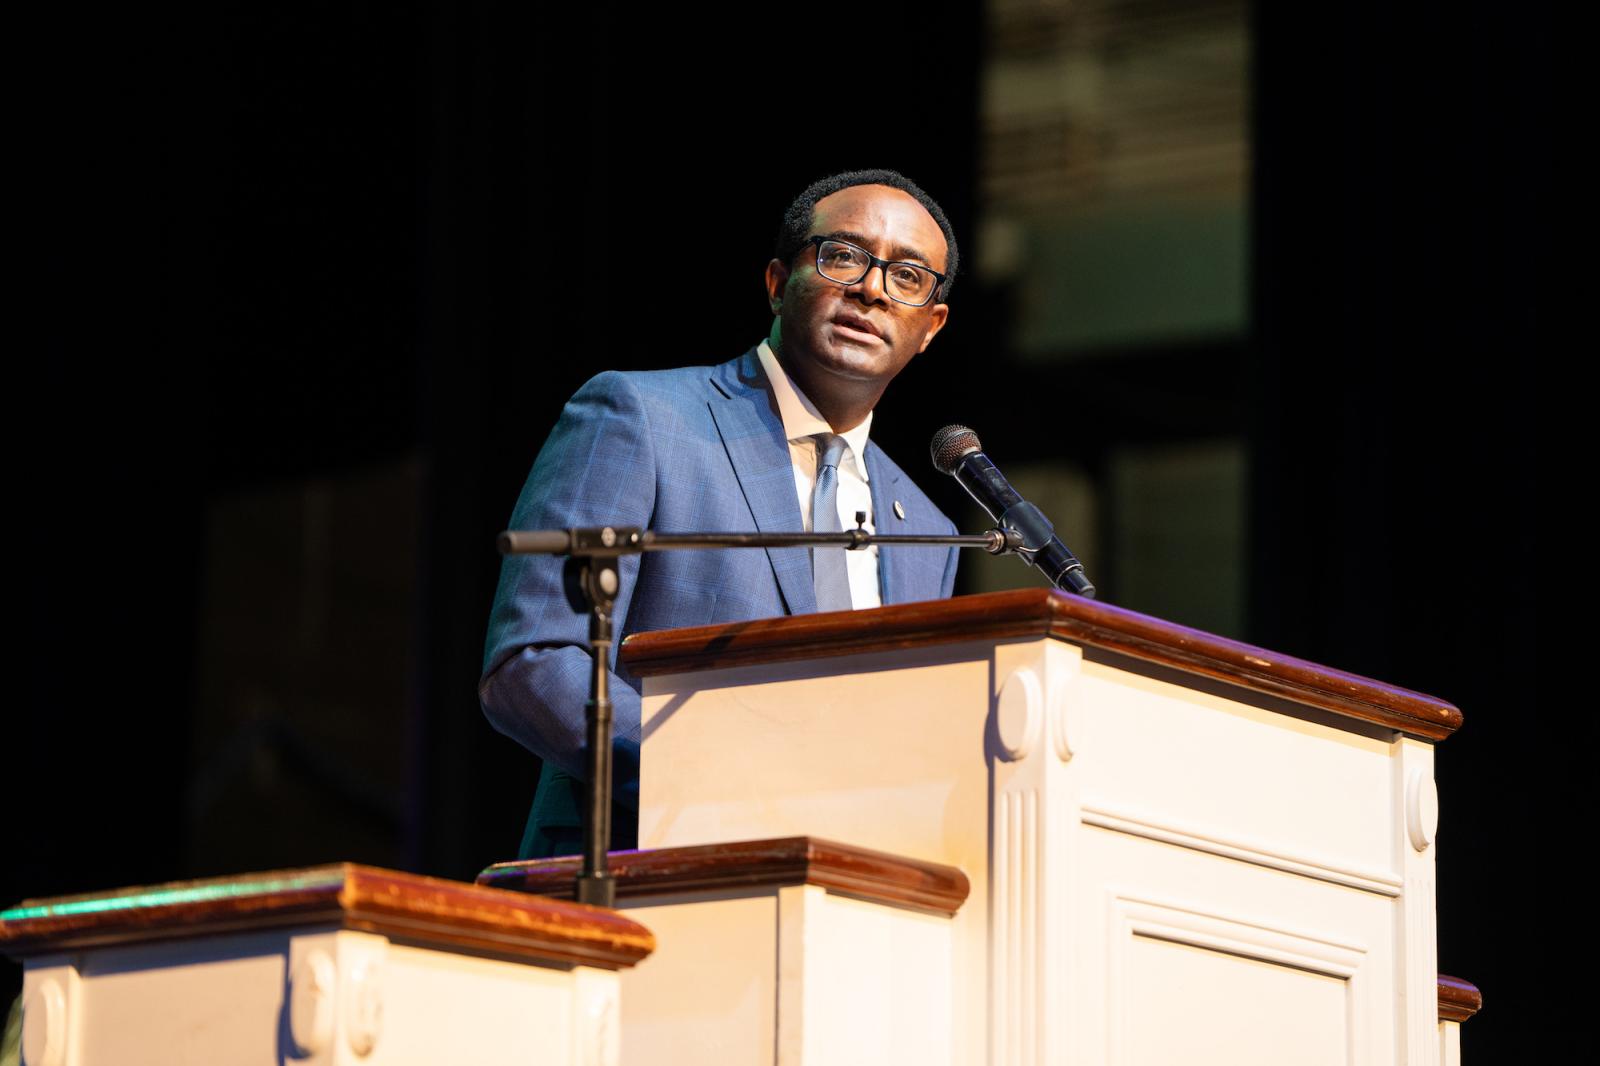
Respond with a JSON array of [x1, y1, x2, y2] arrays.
[[607, 882, 955, 1066], [572, 967, 622, 1066], [990, 642, 1080, 1066], [1439, 1019, 1462, 1066], [1395, 737, 1440, 1066], [289, 948, 337, 1056], [19, 961, 77, 1066], [1077, 801, 1403, 896], [615, 890, 779, 1064], [19, 926, 619, 1065], [1406, 767, 1439, 852], [1122, 935, 1348, 1065], [1066, 657, 1401, 882], [639, 630, 1445, 1066], [790, 888, 953, 1066], [1097, 877, 1386, 1065], [995, 664, 1043, 760], [776, 885, 809, 1066], [640, 641, 1001, 1066]]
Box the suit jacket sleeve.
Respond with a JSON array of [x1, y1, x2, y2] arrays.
[[478, 371, 654, 810]]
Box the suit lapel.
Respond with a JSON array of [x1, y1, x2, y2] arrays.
[[708, 351, 816, 615], [865, 443, 912, 606]]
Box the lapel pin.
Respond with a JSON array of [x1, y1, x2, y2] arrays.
[[893, 500, 906, 520]]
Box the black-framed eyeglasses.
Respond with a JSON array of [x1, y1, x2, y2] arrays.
[[804, 236, 946, 307]]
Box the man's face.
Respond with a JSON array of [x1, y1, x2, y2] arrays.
[[765, 184, 950, 396]]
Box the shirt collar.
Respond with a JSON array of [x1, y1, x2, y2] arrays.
[[757, 340, 873, 475]]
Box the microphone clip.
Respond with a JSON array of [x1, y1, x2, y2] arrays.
[[983, 527, 1028, 555]]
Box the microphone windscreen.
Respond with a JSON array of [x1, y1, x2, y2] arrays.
[[930, 424, 982, 475]]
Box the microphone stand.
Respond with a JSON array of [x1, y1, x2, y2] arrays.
[[497, 517, 1024, 908]]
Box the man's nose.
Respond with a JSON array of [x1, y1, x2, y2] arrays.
[[845, 263, 890, 305]]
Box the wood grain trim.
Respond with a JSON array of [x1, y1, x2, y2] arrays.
[[620, 588, 1463, 740], [478, 837, 971, 917], [1438, 974, 1483, 1022], [0, 863, 654, 969]]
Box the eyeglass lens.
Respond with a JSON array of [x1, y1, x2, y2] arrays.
[[816, 240, 936, 305]]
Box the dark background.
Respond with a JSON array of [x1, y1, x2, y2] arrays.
[[15, 2, 1543, 1054]]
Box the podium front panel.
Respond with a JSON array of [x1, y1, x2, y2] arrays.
[[632, 594, 1448, 1066]]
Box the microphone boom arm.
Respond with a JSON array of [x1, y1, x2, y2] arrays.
[[496, 517, 1028, 909]]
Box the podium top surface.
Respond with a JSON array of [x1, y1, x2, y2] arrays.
[[479, 835, 972, 917], [0, 862, 655, 969], [621, 588, 1462, 740]]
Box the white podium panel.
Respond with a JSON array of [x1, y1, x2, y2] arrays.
[[627, 590, 1459, 1066], [617, 885, 953, 1066], [480, 835, 970, 1066], [3, 863, 654, 1066], [21, 929, 614, 1066]]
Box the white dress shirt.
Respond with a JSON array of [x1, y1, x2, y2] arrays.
[[756, 341, 881, 610]]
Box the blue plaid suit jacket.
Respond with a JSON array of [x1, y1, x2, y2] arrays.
[[479, 348, 959, 817]]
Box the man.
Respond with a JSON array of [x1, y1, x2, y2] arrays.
[[480, 169, 961, 858]]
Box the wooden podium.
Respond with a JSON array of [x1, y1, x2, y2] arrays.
[[614, 588, 1463, 1066], [5, 589, 1478, 1064], [1, 864, 654, 1065]]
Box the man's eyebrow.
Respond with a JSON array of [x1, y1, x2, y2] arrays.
[[817, 230, 941, 271]]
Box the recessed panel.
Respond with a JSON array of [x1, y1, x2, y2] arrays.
[[1123, 936, 1348, 1066], [620, 892, 779, 1065]]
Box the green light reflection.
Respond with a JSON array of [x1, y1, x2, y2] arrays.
[[1, 870, 339, 922]]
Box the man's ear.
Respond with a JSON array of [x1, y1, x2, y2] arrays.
[[917, 302, 950, 353], [764, 258, 790, 315]]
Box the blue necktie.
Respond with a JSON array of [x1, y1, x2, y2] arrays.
[[811, 433, 853, 612]]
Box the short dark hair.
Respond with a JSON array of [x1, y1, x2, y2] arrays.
[[775, 168, 960, 301]]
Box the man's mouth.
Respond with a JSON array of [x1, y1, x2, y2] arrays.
[[831, 313, 885, 342]]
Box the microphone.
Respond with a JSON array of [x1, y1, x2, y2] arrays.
[[930, 425, 1096, 598]]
